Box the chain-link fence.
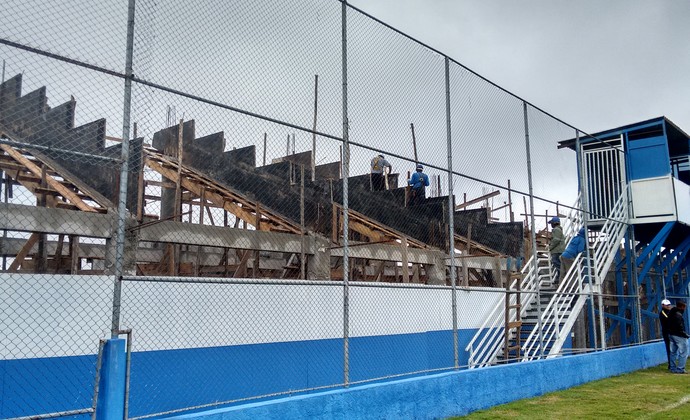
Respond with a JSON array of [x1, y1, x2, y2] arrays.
[[1, 0, 687, 418]]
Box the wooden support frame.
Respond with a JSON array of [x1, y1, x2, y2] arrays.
[[145, 150, 301, 234]]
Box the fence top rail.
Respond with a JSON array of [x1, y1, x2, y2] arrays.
[[121, 275, 532, 292]]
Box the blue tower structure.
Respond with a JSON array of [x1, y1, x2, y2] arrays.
[[560, 116, 690, 346]]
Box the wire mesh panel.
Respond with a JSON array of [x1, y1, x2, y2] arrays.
[[120, 278, 344, 418], [0, 274, 112, 418], [1, 0, 682, 416], [348, 284, 454, 382]]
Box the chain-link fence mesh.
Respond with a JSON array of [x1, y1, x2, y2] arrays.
[[1, 0, 687, 418]]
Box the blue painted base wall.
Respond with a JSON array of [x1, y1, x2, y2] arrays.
[[3, 330, 465, 418], [172, 342, 666, 420], [1, 328, 568, 418]]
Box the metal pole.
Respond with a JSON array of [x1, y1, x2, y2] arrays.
[[311, 74, 319, 182], [523, 101, 545, 358], [341, 0, 350, 387], [111, 0, 136, 338], [300, 165, 306, 280], [577, 130, 598, 350], [445, 56, 458, 369], [630, 227, 642, 343], [262, 133, 267, 166], [90, 339, 106, 420]]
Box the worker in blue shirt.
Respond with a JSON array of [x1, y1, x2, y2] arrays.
[[407, 163, 429, 206], [560, 227, 587, 283]]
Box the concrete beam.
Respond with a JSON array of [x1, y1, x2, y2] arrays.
[[448, 256, 508, 271], [0, 202, 113, 238], [137, 220, 311, 255], [330, 243, 444, 265]]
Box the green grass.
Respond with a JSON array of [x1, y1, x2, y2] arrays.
[[453, 364, 690, 419]]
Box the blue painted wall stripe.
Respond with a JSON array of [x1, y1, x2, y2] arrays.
[[170, 342, 666, 420]]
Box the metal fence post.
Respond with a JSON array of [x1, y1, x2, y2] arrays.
[[341, 0, 351, 387], [111, 0, 136, 338], [577, 130, 599, 350], [523, 101, 544, 358], [444, 56, 458, 369]]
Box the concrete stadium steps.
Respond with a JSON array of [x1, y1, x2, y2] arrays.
[[150, 119, 455, 248], [0, 73, 144, 212], [454, 208, 524, 257], [1, 73, 517, 255]]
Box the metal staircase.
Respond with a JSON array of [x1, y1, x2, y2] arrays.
[[466, 187, 630, 367]]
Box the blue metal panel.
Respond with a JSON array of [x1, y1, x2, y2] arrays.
[[626, 135, 671, 180]]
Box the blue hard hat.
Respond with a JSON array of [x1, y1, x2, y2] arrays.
[[548, 217, 560, 224], [416, 163, 423, 171]]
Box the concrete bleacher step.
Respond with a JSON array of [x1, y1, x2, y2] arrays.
[[0, 74, 22, 105], [0, 74, 144, 212], [0, 86, 47, 137]]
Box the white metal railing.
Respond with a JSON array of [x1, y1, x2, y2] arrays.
[[521, 185, 629, 360], [465, 187, 630, 367], [593, 185, 629, 283], [465, 195, 583, 368], [521, 253, 587, 360]]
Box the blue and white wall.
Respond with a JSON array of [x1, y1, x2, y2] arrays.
[[1, 273, 504, 418]]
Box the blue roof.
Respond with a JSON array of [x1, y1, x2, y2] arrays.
[[558, 116, 690, 158]]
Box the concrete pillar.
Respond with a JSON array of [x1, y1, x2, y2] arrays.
[[105, 213, 138, 276], [426, 251, 446, 285], [307, 234, 331, 280]]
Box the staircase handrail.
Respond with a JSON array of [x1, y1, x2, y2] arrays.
[[593, 184, 629, 280], [521, 253, 586, 359], [465, 195, 583, 367], [464, 261, 533, 367], [522, 185, 629, 360]]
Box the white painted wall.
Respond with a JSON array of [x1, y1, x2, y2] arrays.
[[1, 274, 504, 357], [674, 177, 690, 226], [0, 274, 113, 359], [631, 176, 676, 221]]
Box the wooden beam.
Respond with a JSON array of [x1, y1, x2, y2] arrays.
[[455, 190, 501, 210], [0, 145, 98, 212], [69, 235, 80, 274], [145, 155, 300, 234], [233, 250, 251, 278], [8, 233, 40, 271]]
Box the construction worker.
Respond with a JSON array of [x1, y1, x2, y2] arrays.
[[548, 217, 565, 284], [560, 227, 586, 282], [370, 154, 392, 191], [668, 301, 689, 374], [659, 299, 673, 370], [407, 163, 429, 206]]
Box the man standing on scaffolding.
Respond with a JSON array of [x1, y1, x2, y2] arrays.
[[370, 154, 392, 191], [548, 217, 565, 285], [407, 164, 430, 206]]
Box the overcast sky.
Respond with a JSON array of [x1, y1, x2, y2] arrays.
[[348, 0, 690, 136]]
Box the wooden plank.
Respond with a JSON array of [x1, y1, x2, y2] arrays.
[[374, 260, 385, 282], [8, 233, 40, 271], [455, 190, 501, 210], [145, 155, 300, 234], [69, 235, 80, 274], [54, 234, 65, 274], [28, 149, 113, 208], [331, 202, 338, 244], [0, 145, 97, 212], [233, 249, 251, 278]]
